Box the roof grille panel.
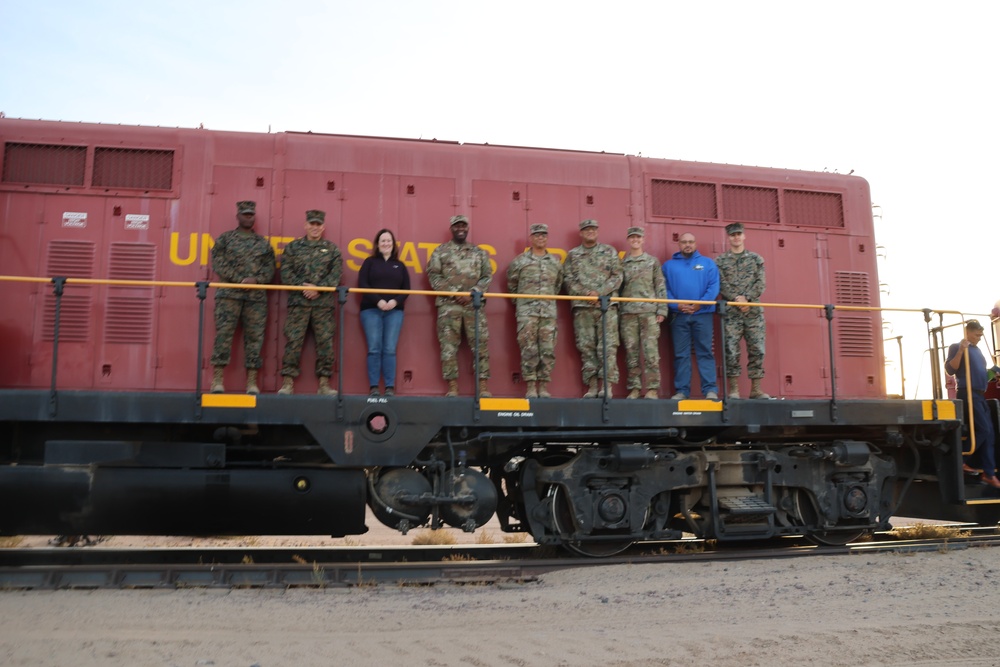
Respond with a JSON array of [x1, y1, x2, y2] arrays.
[[785, 190, 844, 227], [93, 147, 174, 190], [650, 179, 718, 219], [722, 185, 779, 223], [2, 142, 86, 186]]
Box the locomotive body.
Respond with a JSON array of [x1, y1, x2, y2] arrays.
[[0, 118, 993, 554]]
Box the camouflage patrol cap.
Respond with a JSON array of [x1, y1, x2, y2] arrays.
[[626, 226, 644, 237], [450, 215, 469, 226], [237, 200, 256, 214], [305, 209, 326, 224], [725, 222, 745, 235], [579, 219, 599, 230], [529, 224, 548, 235]]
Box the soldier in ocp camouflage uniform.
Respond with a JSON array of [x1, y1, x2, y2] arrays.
[[716, 222, 769, 399], [619, 227, 668, 399], [563, 219, 623, 398], [506, 224, 564, 398], [426, 215, 493, 397], [210, 200, 276, 394], [278, 209, 342, 396]]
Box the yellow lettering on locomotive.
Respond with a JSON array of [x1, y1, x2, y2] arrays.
[[170, 232, 199, 266], [346, 238, 373, 272]]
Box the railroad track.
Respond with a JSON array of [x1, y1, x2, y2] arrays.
[[2, 527, 998, 590]]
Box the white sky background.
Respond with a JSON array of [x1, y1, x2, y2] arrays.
[[1, 0, 997, 397]]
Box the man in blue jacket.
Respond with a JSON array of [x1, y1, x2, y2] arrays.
[[663, 232, 720, 400]]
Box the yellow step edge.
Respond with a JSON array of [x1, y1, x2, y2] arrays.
[[201, 393, 258, 408]]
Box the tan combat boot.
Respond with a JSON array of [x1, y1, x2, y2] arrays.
[[597, 381, 613, 399], [478, 379, 492, 398], [644, 389, 659, 400], [317, 377, 337, 396], [277, 376, 295, 395], [210, 366, 225, 394], [749, 378, 770, 399], [537, 382, 551, 398], [727, 376, 741, 399], [246, 369, 260, 395], [626, 388, 641, 399], [445, 379, 459, 397], [583, 378, 599, 398], [525, 381, 538, 399]]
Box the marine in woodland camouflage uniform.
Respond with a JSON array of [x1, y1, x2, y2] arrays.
[[210, 200, 276, 393], [716, 222, 769, 399], [278, 210, 342, 395], [619, 227, 668, 399], [426, 215, 493, 396], [506, 224, 564, 398], [563, 219, 623, 398]]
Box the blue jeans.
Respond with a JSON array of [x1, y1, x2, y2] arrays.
[[360, 308, 404, 388], [966, 392, 997, 478], [670, 312, 717, 396]]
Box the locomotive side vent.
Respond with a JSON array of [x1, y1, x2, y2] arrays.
[[41, 240, 95, 342], [92, 147, 174, 190], [721, 185, 779, 223], [2, 142, 87, 186], [650, 179, 718, 219], [834, 271, 874, 357], [105, 243, 156, 344], [784, 189, 844, 228]]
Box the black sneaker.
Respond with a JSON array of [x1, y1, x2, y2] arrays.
[[384, 387, 395, 396], [369, 386, 380, 396]]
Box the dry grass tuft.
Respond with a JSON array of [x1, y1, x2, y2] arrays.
[[475, 531, 496, 544], [502, 533, 530, 544], [889, 523, 971, 540], [411, 529, 458, 546], [0, 536, 24, 549]]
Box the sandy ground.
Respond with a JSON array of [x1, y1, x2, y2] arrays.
[[3, 510, 1000, 667]]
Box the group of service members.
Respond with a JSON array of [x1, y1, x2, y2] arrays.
[[207, 201, 769, 401]]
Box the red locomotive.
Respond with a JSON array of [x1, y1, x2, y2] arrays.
[[0, 118, 994, 555]]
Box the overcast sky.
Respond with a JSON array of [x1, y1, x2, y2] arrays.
[[2, 0, 997, 396]]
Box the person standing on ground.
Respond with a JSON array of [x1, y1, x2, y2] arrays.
[[716, 222, 769, 399], [506, 224, 564, 398], [209, 200, 276, 394], [358, 229, 410, 397], [278, 209, 342, 396], [426, 215, 493, 398], [563, 219, 623, 398], [662, 232, 719, 400]]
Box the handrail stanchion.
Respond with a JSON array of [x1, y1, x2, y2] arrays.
[[962, 345, 976, 457], [825, 304, 838, 422], [599, 295, 612, 421], [472, 290, 483, 422], [194, 281, 208, 418], [48, 276, 66, 418], [337, 286, 348, 417], [923, 308, 940, 400]]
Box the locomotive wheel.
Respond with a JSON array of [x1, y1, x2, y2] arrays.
[[792, 489, 871, 546], [548, 485, 634, 558]]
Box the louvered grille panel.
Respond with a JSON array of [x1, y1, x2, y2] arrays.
[[46, 240, 95, 278], [108, 243, 156, 280], [834, 271, 872, 306], [837, 315, 875, 357], [721, 185, 779, 223], [42, 291, 92, 342], [93, 147, 174, 190], [650, 179, 718, 219], [2, 142, 86, 186], [105, 293, 153, 343], [784, 190, 844, 227]]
